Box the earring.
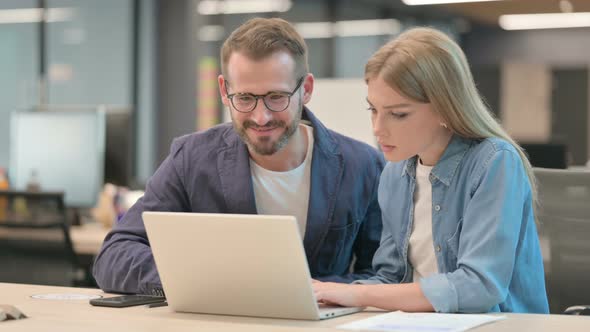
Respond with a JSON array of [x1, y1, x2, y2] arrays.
[[440, 122, 448, 129]]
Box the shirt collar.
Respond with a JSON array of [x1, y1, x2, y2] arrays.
[[402, 135, 473, 186]]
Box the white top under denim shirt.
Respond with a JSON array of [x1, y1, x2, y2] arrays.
[[409, 161, 438, 281], [357, 135, 549, 313]]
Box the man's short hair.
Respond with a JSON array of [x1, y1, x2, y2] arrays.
[[220, 18, 309, 80]]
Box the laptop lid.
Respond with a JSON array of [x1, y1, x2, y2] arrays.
[[142, 212, 324, 320]]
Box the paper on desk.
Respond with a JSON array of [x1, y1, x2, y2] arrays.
[[337, 311, 505, 332], [31, 293, 102, 300]]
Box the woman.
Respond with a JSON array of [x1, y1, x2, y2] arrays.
[[313, 27, 549, 314]]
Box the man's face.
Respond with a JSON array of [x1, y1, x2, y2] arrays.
[[219, 51, 310, 156]]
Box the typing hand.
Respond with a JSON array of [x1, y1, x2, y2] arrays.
[[312, 280, 363, 307]]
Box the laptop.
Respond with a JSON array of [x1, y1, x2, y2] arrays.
[[142, 211, 364, 320]]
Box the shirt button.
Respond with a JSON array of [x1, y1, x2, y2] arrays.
[[436, 245, 441, 252], [434, 205, 441, 211]]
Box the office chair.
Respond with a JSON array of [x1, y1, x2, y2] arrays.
[[534, 168, 590, 314], [563, 305, 590, 316], [0, 191, 81, 287]]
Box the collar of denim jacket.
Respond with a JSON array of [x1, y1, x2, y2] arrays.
[[402, 135, 472, 186]]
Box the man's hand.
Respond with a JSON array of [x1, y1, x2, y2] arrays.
[[312, 280, 364, 307]]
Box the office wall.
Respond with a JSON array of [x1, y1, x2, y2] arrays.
[[280, 0, 330, 78], [156, 0, 198, 163], [464, 27, 590, 165], [463, 27, 590, 67], [500, 62, 551, 142], [0, 1, 144, 183], [307, 79, 375, 147], [334, 36, 386, 78], [551, 69, 589, 165], [470, 65, 501, 118], [0, 0, 39, 169], [46, 0, 133, 105], [136, 0, 157, 184]]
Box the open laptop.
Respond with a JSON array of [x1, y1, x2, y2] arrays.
[[142, 212, 363, 320]]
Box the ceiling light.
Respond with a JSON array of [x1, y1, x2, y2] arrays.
[[499, 12, 590, 30], [0, 8, 41, 23], [295, 19, 401, 39], [198, 0, 291, 15], [200, 19, 402, 42], [402, 0, 503, 5], [0, 8, 73, 24]]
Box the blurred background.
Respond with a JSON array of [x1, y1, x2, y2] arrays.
[[0, 0, 589, 313], [1, 0, 589, 189]]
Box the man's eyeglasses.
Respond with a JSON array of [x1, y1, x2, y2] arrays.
[[224, 77, 304, 113]]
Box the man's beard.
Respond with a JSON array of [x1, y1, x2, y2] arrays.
[[232, 103, 302, 156]]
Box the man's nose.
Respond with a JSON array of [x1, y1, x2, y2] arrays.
[[249, 98, 273, 125]]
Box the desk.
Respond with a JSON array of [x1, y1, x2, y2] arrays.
[[0, 223, 109, 286], [0, 222, 109, 256], [2, 283, 589, 331], [69, 222, 109, 255]]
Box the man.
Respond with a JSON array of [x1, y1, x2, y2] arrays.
[[93, 17, 385, 295]]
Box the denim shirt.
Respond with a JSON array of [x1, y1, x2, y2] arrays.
[[359, 135, 549, 313]]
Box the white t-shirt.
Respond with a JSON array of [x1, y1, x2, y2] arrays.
[[409, 160, 439, 281], [250, 124, 314, 238]]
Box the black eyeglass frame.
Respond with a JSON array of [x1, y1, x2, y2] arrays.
[[224, 76, 305, 113]]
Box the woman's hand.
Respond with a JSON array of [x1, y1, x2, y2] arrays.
[[312, 280, 434, 312], [312, 280, 365, 307]]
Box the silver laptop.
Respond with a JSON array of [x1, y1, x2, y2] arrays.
[[142, 212, 363, 320]]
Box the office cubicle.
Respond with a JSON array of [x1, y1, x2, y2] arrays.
[[2, 108, 107, 286], [9, 109, 106, 208]]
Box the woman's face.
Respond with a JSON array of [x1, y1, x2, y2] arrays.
[[367, 75, 452, 166]]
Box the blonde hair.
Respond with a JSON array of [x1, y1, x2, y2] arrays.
[[365, 27, 537, 205], [221, 17, 308, 79]]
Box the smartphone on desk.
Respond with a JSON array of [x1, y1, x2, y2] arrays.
[[89, 295, 166, 308]]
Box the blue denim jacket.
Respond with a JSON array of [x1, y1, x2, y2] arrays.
[[358, 135, 549, 313], [93, 107, 385, 294]]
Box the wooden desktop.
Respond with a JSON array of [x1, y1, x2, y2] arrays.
[[1, 283, 589, 331]]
